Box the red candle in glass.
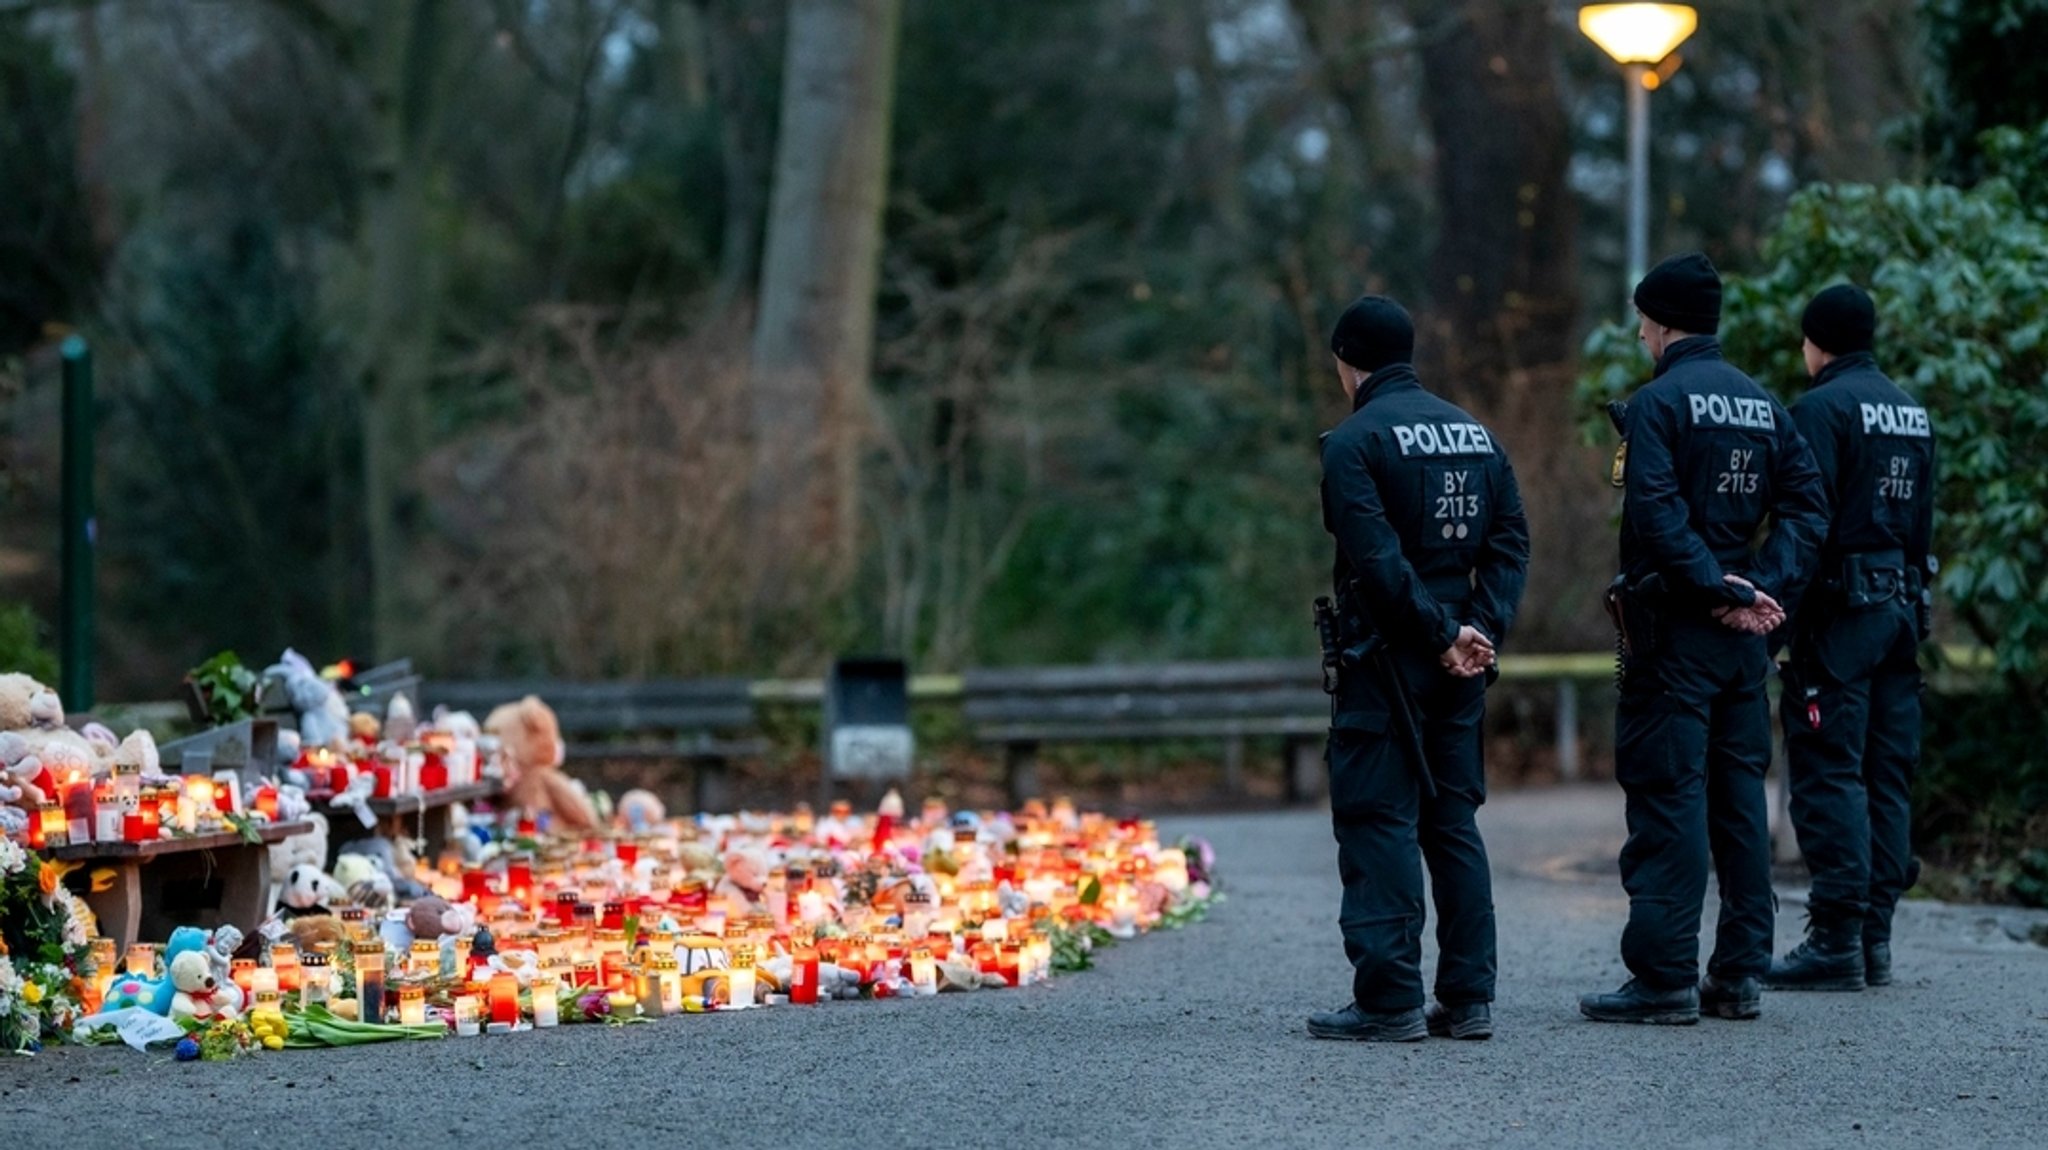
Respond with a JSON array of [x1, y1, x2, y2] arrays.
[[551, 891, 579, 924], [790, 950, 820, 1005], [140, 805, 161, 840], [254, 787, 280, 820], [616, 842, 639, 867], [372, 764, 394, 799], [123, 811, 146, 842], [487, 971, 520, 1026], [461, 868, 491, 903], [420, 754, 448, 792]]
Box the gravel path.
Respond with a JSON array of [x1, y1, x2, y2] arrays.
[[4, 786, 2043, 1149]]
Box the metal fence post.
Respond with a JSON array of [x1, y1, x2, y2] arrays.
[[60, 335, 96, 710], [1555, 678, 1580, 781]]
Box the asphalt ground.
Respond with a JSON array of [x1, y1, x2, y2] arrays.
[[4, 786, 2044, 1150]]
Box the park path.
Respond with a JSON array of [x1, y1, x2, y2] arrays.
[[4, 786, 2044, 1150]]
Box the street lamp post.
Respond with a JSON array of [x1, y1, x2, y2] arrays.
[[1578, 4, 1698, 315]]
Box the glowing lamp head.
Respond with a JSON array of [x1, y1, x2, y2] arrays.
[[1577, 4, 1697, 65]]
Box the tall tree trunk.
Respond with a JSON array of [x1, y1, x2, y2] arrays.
[[705, 0, 786, 310], [360, 0, 445, 662], [1404, 1, 1576, 413], [747, 0, 901, 596]]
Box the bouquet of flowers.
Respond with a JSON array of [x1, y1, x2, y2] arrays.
[[0, 839, 98, 1054]]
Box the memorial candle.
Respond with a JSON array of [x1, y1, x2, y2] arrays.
[[531, 975, 560, 1027], [487, 970, 520, 1026], [910, 948, 937, 997], [789, 948, 820, 1006], [453, 992, 480, 1036], [299, 952, 330, 1009], [408, 939, 442, 978], [355, 948, 386, 1023], [726, 945, 756, 1011], [397, 984, 427, 1026], [249, 967, 279, 1000], [35, 802, 64, 849], [60, 770, 94, 844], [231, 958, 258, 998]]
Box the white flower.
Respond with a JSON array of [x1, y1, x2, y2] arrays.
[[0, 837, 26, 876]]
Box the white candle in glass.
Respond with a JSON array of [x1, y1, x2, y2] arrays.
[[726, 967, 756, 1011], [453, 993, 480, 1036], [532, 978, 559, 1028]]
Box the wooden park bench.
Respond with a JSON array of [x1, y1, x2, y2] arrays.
[[962, 660, 1333, 806], [54, 820, 311, 954], [422, 679, 768, 811]]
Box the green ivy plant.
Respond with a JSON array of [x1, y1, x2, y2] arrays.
[[186, 650, 261, 725]]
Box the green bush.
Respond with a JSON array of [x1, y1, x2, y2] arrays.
[[1579, 126, 2048, 884], [0, 602, 58, 683]]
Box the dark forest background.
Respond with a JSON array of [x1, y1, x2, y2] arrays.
[[0, 0, 2030, 697]]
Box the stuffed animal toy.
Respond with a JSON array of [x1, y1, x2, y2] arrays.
[[432, 706, 482, 742], [0, 671, 63, 730], [0, 674, 97, 777], [348, 712, 382, 743], [715, 847, 771, 914], [333, 853, 395, 907], [269, 812, 330, 912], [103, 926, 209, 1015], [617, 789, 666, 834], [264, 649, 351, 750], [279, 864, 345, 919], [169, 950, 240, 1024], [403, 895, 476, 946], [383, 694, 418, 745], [332, 835, 426, 900], [484, 695, 597, 834]]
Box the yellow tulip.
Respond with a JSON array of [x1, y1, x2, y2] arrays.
[[21, 981, 44, 1005]]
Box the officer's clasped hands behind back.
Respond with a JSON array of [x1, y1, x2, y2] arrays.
[[1308, 295, 1529, 1044], [1581, 252, 1829, 1028]]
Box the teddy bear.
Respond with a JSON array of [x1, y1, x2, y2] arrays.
[[333, 834, 426, 901], [715, 846, 772, 914], [103, 925, 210, 1016], [484, 695, 597, 834], [0, 671, 64, 730], [264, 649, 351, 750], [168, 950, 239, 1023]]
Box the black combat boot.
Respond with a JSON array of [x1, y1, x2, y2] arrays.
[[1864, 940, 1892, 987], [1307, 1003, 1427, 1042], [1699, 974, 1762, 1020], [1578, 979, 1700, 1025], [1765, 914, 1866, 992], [1425, 1000, 1493, 1040]]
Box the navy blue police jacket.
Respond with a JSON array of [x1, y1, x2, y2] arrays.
[[1788, 351, 1937, 593], [1617, 336, 1828, 611], [1320, 363, 1530, 663]]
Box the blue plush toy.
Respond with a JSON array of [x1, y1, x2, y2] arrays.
[[102, 925, 209, 1016]]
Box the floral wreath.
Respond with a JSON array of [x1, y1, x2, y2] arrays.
[[0, 838, 98, 1054]]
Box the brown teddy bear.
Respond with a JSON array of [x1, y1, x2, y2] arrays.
[[484, 695, 597, 834]]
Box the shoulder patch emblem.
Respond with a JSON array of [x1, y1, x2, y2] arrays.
[[1610, 441, 1628, 488]]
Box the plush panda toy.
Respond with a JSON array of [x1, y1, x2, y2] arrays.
[[279, 864, 345, 919]]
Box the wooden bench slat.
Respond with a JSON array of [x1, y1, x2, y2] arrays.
[[980, 717, 1328, 742], [964, 686, 1328, 724]]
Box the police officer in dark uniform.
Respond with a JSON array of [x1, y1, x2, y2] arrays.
[[1307, 296, 1529, 1042], [1579, 252, 1829, 1025], [1767, 284, 1937, 993]]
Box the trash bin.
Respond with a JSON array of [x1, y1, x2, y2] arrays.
[[823, 658, 913, 794]]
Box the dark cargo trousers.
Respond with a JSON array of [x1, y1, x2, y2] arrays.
[[1327, 647, 1495, 1013], [1615, 615, 1775, 989], [1781, 598, 1922, 944]]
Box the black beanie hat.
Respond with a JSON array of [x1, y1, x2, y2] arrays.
[[1633, 251, 1722, 335], [1801, 283, 1877, 355], [1330, 295, 1415, 373]]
